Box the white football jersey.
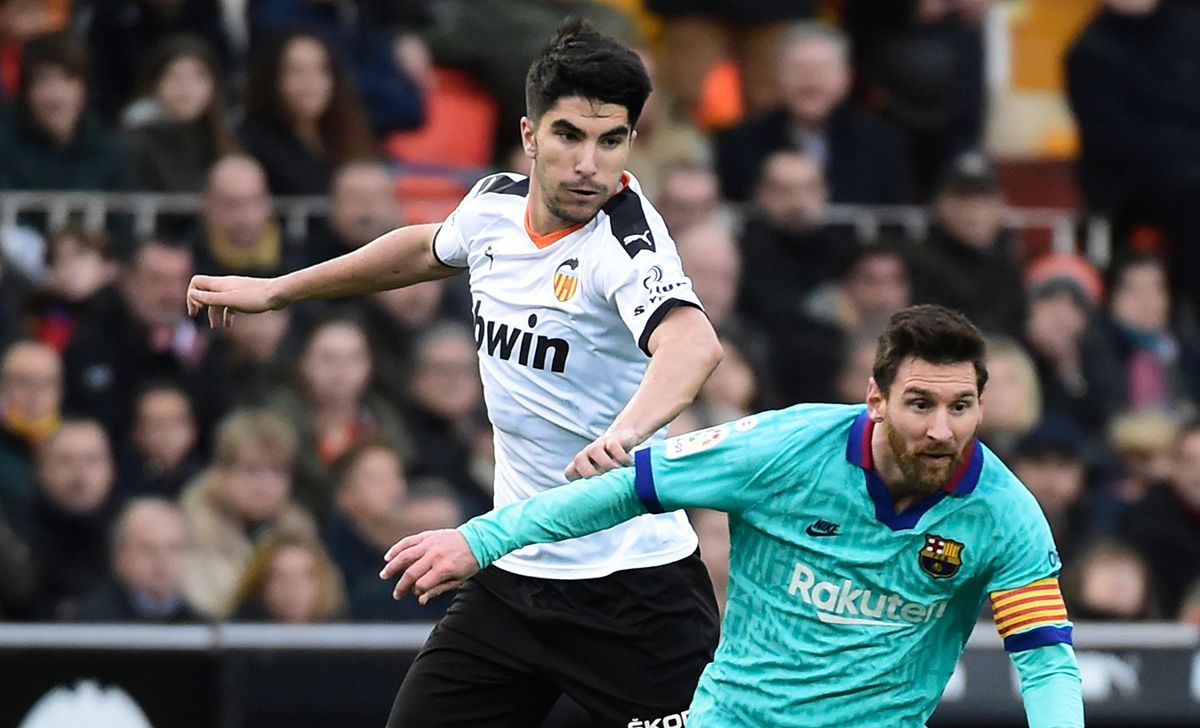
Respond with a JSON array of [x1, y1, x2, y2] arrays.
[[432, 171, 701, 578]]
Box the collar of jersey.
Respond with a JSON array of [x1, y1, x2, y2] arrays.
[[845, 409, 983, 530], [522, 172, 632, 250]]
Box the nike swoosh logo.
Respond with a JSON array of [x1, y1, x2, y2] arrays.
[[805, 526, 840, 537]]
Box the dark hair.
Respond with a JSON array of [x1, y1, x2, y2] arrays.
[[330, 436, 404, 492], [18, 31, 90, 106], [839, 239, 910, 282], [525, 18, 651, 128], [872, 305, 988, 396], [140, 34, 237, 156], [1178, 418, 1200, 448], [244, 28, 376, 165], [44, 224, 111, 267], [1106, 251, 1168, 300]]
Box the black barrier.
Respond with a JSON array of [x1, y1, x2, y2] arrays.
[[0, 623, 1196, 727]]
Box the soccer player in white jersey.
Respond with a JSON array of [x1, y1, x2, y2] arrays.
[[186, 19, 723, 727]]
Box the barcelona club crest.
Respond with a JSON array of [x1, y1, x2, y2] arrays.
[[553, 258, 579, 302], [918, 534, 964, 579]]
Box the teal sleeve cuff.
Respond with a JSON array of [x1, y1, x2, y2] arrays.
[[457, 467, 644, 569], [1012, 643, 1084, 728]]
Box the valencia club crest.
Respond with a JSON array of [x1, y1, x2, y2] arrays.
[[919, 534, 963, 579], [553, 258, 579, 302]]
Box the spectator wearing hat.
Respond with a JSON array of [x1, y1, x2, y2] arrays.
[[1011, 416, 1108, 567], [909, 151, 1025, 337], [1120, 418, 1200, 617], [1022, 256, 1125, 440]]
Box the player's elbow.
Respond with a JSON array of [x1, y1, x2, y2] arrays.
[[697, 331, 724, 374]]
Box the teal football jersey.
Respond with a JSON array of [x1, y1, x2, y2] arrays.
[[628, 403, 1072, 727]]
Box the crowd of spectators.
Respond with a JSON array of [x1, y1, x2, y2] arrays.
[[1, 0, 1199, 631]]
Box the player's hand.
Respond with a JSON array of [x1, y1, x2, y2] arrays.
[[564, 428, 639, 481], [186, 274, 281, 329], [379, 529, 480, 605]]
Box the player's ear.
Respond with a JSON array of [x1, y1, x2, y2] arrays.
[[629, 128, 638, 145], [520, 117, 537, 158], [865, 377, 885, 422]]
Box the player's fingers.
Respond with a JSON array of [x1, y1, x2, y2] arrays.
[[564, 462, 580, 481], [223, 308, 234, 328], [573, 454, 598, 479], [384, 534, 423, 562], [207, 303, 220, 330], [379, 543, 426, 581], [604, 438, 633, 465], [585, 444, 621, 474], [418, 578, 462, 605], [392, 557, 430, 600]]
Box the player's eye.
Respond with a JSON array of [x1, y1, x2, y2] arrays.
[[600, 136, 622, 148], [908, 399, 929, 411], [952, 401, 971, 413]]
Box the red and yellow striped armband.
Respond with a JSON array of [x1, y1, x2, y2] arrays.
[[990, 577, 1072, 652]]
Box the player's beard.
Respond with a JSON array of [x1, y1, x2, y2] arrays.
[[532, 155, 608, 225], [885, 424, 967, 499]]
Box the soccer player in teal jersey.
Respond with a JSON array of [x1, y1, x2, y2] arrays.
[[381, 305, 1085, 727]]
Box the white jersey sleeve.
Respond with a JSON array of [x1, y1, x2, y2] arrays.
[[592, 181, 704, 355], [432, 173, 523, 268]]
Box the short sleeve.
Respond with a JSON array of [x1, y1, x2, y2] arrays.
[[986, 488, 1072, 652], [594, 185, 703, 355], [633, 409, 792, 514], [432, 173, 520, 268]]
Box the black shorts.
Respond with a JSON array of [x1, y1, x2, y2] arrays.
[[387, 552, 720, 727]]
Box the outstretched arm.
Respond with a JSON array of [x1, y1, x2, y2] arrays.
[[1011, 645, 1084, 728], [186, 223, 459, 327]]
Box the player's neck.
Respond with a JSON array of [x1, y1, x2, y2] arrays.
[[526, 170, 576, 236]]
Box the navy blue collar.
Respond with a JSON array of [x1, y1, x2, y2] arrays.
[[845, 409, 984, 530]]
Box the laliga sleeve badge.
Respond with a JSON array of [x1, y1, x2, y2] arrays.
[[919, 534, 964, 579], [665, 424, 729, 459]]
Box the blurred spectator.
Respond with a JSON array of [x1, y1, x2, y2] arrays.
[[402, 323, 489, 516], [1061, 540, 1158, 620], [424, 0, 635, 166], [248, 0, 426, 136], [195, 308, 297, 417], [230, 531, 345, 622], [1010, 416, 1102, 565], [833, 336, 877, 405], [266, 315, 412, 520], [362, 278, 454, 404], [774, 242, 913, 406], [689, 508, 730, 615], [0, 31, 131, 192], [648, 0, 815, 117], [909, 151, 1025, 337], [22, 226, 118, 353], [77, 497, 202, 622], [191, 154, 301, 277], [1023, 263, 1126, 441], [1120, 418, 1200, 617], [736, 151, 856, 334], [0, 340, 61, 516], [306, 159, 402, 266], [654, 161, 721, 237], [1066, 0, 1200, 319], [115, 382, 201, 503], [323, 439, 454, 620], [239, 29, 376, 195], [1105, 252, 1200, 410], [181, 408, 317, 618], [1181, 581, 1200, 626], [323, 440, 406, 593], [978, 337, 1041, 462], [0, 506, 34, 618], [677, 220, 740, 331], [843, 0, 991, 198], [694, 333, 758, 424], [0, 0, 65, 101], [1107, 408, 1177, 506], [715, 21, 911, 203], [27, 418, 116, 620], [62, 238, 205, 448], [82, 0, 231, 124], [122, 34, 237, 193]]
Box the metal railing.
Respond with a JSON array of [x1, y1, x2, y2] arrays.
[[0, 190, 1111, 261]]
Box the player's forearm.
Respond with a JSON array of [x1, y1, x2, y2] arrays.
[[611, 308, 722, 442], [1012, 644, 1084, 727], [458, 468, 645, 568], [272, 223, 455, 304]]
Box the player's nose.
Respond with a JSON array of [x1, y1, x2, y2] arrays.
[[926, 409, 954, 443], [575, 143, 599, 177]]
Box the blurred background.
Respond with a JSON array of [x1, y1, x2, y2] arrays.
[[0, 0, 1197, 725]]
